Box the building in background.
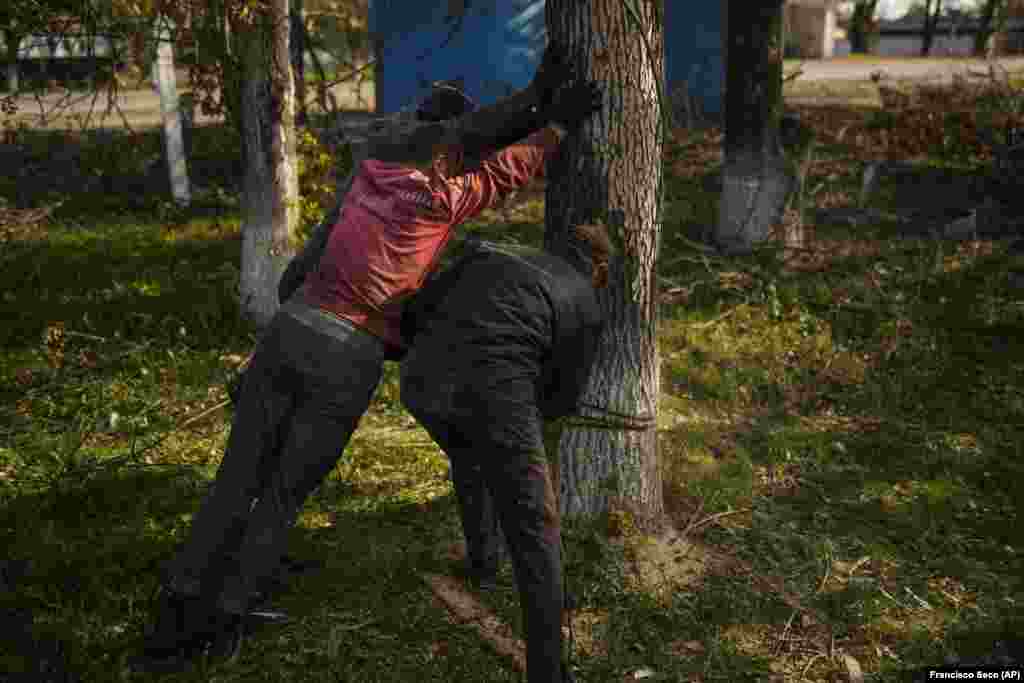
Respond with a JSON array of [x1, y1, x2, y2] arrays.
[[370, 0, 726, 121], [6, 16, 122, 91], [369, 0, 545, 115], [871, 13, 1024, 56], [785, 0, 841, 58]]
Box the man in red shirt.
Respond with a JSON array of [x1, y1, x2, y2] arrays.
[[131, 47, 601, 673]]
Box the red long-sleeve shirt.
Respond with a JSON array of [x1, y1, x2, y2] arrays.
[[300, 128, 559, 353]]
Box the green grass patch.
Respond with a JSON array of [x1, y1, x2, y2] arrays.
[[1, 118, 1022, 681]]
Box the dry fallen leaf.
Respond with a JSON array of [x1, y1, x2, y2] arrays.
[[842, 653, 864, 683], [669, 639, 706, 657]]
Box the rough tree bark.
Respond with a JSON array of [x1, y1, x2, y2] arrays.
[[715, 0, 794, 255], [848, 0, 880, 54], [237, 0, 299, 329], [290, 0, 307, 126], [544, 0, 664, 524]]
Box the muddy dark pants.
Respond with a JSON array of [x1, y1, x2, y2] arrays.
[[164, 301, 386, 615], [402, 371, 564, 683]]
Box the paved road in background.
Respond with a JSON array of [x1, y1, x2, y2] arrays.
[[788, 55, 1024, 82], [9, 56, 1024, 129], [8, 80, 375, 129]]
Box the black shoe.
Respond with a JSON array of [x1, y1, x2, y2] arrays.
[[246, 606, 291, 626], [129, 587, 244, 673], [279, 554, 324, 576], [453, 561, 499, 592], [244, 554, 321, 607], [201, 611, 244, 666], [129, 586, 212, 674]]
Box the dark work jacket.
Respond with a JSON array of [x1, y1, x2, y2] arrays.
[[400, 240, 605, 421]]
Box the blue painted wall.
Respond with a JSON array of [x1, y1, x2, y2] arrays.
[[665, 2, 725, 118], [370, 0, 546, 115], [369, 1, 724, 119]]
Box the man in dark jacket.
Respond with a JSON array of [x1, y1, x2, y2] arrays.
[[399, 224, 613, 683], [130, 45, 602, 674]]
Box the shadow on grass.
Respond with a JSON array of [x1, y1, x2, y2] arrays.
[[0, 458, 533, 682], [0, 213, 250, 353], [655, 227, 1024, 672]]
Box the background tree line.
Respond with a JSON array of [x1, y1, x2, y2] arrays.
[[845, 0, 1024, 56]]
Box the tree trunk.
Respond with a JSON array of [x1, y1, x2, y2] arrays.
[[543, 0, 664, 524], [237, 0, 299, 329], [291, 0, 307, 126], [974, 0, 1007, 57], [921, 0, 942, 56], [153, 16, 191, 206], [715, 0, 793, 255], [3, 30, 20, 93], [848, 0, 879, 54], [215, 0, 245, 155]]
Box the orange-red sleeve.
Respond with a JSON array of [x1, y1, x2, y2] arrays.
[[441, 128, 560, 227]]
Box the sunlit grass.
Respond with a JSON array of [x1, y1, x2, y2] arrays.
[[1, 115, 1022, 681]]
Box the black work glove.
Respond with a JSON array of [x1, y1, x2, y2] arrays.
[[546, 79, 603, 128], [531, 41, 575, 108]]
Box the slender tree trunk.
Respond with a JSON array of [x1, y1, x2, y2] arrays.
[[291, 0, 307, 126], [237, 0, 299, 329], [3, 29, 20, 93], [153, 15, 191, 206], [715, 1, 793, 255], [848, 0, 880, 54], [921, 0, 943, 56], [544, 0, 664, 524], [974, 0, 1007, 56]]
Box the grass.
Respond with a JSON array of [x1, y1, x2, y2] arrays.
[[1, 96, 1023, 682]]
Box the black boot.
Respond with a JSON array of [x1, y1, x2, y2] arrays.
[[129, 586, 244, 673], [129, 586, 212, 674], [464, 561, 500, 592], [201, 610, 244, 666]]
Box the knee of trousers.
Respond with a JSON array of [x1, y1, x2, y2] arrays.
[[491, 458, 561, 544]]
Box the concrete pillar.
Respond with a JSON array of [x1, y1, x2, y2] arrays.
[[786, 2, 836, 59]]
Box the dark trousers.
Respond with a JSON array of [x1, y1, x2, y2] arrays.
[[401, 369, 564, 683], [165, 306, 385, 614]]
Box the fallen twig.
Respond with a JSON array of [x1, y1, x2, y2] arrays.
[[181, 399, 231, 429], [421, 573, 526, 674], [800, 653, 826, 681], [64, 330, 108, 343], [775, 609, 798, 655], [690, 307, 739, 330], [683, 507, 751, 536]]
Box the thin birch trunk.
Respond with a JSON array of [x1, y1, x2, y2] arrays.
[[237, 0, 299, 329]]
